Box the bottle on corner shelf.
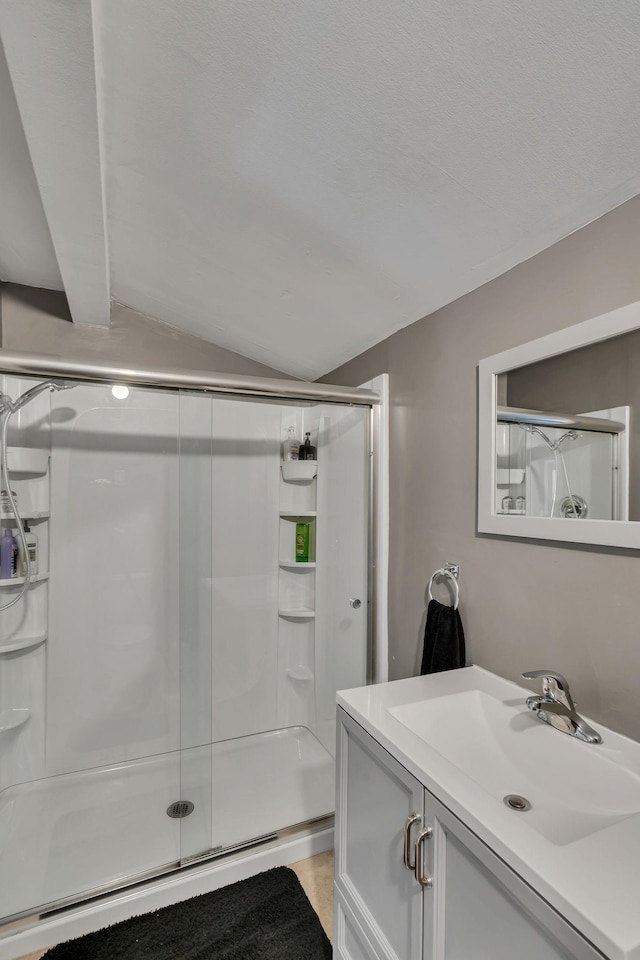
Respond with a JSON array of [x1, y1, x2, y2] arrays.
[[0, 488, 18, 515], [298, 432, 317, 461], [18, 523, 38, 577], [282, 426, 300, 461], [295, 521, 315, 563], [0, 527, 18, 579]]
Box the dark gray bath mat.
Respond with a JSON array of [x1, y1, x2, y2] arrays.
[[43, 866, 332, 959]]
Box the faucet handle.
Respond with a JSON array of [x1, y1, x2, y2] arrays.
[[522, 669, 569, 686], [522, 670, 574, 709]]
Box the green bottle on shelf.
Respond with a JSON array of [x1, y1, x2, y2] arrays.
[[295, 523, 310, 562]]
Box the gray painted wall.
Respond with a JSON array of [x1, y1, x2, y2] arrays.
[[0, 283, 294, 380], [323, 194, 640, 740]]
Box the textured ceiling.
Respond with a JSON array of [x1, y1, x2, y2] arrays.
[[1, 1, 640, 377]]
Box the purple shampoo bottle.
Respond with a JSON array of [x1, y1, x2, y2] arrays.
[[0, 528, 18, 579]]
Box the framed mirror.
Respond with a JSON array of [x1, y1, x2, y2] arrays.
[[478, 299, 640, 548]]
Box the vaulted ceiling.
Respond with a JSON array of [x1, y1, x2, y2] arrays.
[[1, 1, 639, 379]]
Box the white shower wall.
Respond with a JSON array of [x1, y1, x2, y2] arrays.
[[47, 385, 181, 776], [45, 388, 346, 775]]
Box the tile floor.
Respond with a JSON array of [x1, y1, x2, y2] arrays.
[[14, 850, 335, 960], [290, 849, 334, 940]]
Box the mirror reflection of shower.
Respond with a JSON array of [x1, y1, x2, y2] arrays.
[[518, 423, 579, 518], [0, 380, 76, 610], [495, 405, 629, 522]]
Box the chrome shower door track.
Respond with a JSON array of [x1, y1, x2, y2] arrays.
[[0, 350, 379, 406], [0, 814, 334, 934]]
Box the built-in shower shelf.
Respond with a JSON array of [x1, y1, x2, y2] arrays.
[[0, 634, 47, 655], [496, 468, 525, 487], [0, 708, 30, 733], [281, 461, 317, 484], [279, 561, 316, 570], [0, 572, 48, 588], [6, 447, 49, 479], [278, 608, 316, 621], [0, 510, 49, 522], [286, 667, 314, 681], [279, 511, 317, 521]]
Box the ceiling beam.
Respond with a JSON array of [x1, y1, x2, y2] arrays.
[[0, 0, 109, 325]]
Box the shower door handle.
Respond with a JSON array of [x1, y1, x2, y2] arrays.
[[349, 598, 362, 609]]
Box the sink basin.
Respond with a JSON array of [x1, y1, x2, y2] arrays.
[[389, 686, 640, 845]]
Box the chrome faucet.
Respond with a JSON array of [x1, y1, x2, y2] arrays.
[[522, 671, 602, 744]]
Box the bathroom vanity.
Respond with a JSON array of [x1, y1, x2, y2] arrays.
[[334, 667, 640, 960]]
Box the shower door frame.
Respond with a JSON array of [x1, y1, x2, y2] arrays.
[[0, 350, 387, 939]]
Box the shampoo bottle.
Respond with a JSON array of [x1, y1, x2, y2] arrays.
[[295, 522, 310, 562], [19, 523, 38, 576], [0, 489, 18, 515], [282, 426, 300, 461], [0, 527, 18, 579]]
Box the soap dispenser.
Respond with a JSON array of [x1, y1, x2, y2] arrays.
[[298, 432, 317, 461], [282, 426, 300, 461]]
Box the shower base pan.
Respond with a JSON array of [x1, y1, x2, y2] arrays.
[[0, 725, 333, 928]]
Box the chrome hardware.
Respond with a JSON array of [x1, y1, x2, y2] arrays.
[[414, 827, 433, 888], [503, 794, 531, 812], [166, 800, 194, 818], [427, 562, 460, 610], [403, 812, 421, 871], [348, 598, 362, 609], [0, 350, 380, 406], [522, 670, 602, 744], [560, 494, 588, 519]]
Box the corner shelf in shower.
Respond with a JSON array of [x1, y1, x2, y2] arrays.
[[0, 708, 30, 733], [0, 572, 48, 588], [279, 511, 317, 520], [281, 461, 317, 484], [0, 634, 47, 655], [0, 510, 49, 522], [279, 561, 316, 570], [278, 608, 316, 621], [6, 447, 49, 479], [286, 666, 314, 681]]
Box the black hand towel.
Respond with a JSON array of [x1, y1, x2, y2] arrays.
[[420, 598, 466, 674]]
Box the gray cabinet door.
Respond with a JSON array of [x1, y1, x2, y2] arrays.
[[427, 794, 605, 960], [336, 709, 429, 960]]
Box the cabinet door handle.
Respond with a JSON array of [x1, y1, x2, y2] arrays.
[[414, 827, 433, 888], [403, 812, 421, 870]]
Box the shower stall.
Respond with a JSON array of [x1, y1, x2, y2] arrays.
[[0, 357, 383, 952]]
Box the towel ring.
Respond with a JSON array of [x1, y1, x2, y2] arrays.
[[428, 568, 459, 610]]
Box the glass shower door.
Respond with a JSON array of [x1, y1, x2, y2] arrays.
[[1, 379, 186, 923], [176, 394, 371, 866]]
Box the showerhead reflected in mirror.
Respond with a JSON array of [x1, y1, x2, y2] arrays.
[[478, 300, 640, 549], [495, 404, 629, 522]]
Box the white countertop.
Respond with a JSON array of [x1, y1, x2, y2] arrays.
[[337, 666, 640, 960]]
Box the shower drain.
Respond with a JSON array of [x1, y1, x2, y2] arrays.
[[503, 794, 531, 812], [166, 800, 195, 819]]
